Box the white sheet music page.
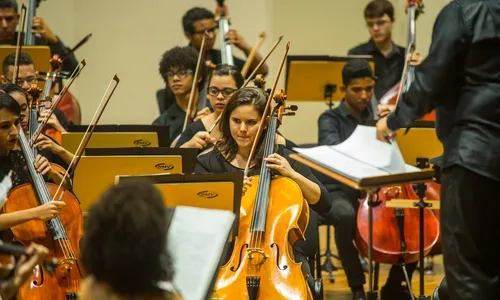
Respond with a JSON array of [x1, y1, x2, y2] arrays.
[[166, 206, 235, 300], [293, 125, 418, 181]]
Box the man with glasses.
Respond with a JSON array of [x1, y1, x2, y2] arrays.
[[0, 0, 78, 74], [153, 46, 208, 144], [348, 0, 405, 102], [1, 52, 69, 134]]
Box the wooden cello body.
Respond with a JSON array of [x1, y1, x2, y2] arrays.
[[214, 176, 312, 300], [424, 182, 442, 256], [4, 130, 83, 300], [355, 184, 440, 265]]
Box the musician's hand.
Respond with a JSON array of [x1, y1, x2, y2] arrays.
[[376, 117, 395, 144], [0, 243, 49, 299], [225, 29, 250, 52], [242, 176, 252, 196], [194, 107, 211, 122], [180, 131, 216, 149], [264, 153, 296, 178], [408, 50, 422, 66], [34, 134, 60, 154], [34, 200, 66, 221], [31, 17, 58, 44], [34, 155, 51, 176], [39, 110, 65, 133], [377, 104, 396, 117]]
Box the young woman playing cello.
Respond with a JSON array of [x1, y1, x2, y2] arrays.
[[195, 87, 332, 298]]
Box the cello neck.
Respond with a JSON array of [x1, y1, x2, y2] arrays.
[[24, 0, 36, 45], [217, 3, 233, 65]]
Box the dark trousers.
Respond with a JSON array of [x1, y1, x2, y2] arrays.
[[440, 165, 500, 300], [324, 188, 417, 290]]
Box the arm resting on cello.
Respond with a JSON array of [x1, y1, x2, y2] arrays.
[[386, 3, 467, 131], [0, 199, 65, 231]]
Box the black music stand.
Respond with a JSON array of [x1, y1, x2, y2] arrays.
[[84, 147, 199, 174]]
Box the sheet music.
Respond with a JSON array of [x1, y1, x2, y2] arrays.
[[294, 126, 418, 181], [166, 206, 235, 300]]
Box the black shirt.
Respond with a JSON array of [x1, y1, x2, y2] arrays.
[[195, 145, 332, 214], [152, 101, 186, 144], [386, 0, 500, 181], [348, 39, 405, 101]]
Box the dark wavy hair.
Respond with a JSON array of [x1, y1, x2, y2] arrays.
[[158, 46, 207, 91], [81, 179, 173, 296], [182, 7, 215, 34], [208, 64, 244, 89], [216, 87, 272, 165]]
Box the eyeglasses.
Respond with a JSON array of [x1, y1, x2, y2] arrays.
[[166, 69, 193, 80], [366, 20, 389, 28], [208, 86, 237, 98], [193, 26, 219, 35], [7, 76, 38, 86]]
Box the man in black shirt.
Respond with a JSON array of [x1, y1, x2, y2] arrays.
[[376, 1, 500, 299], [0, 0, 78, 74], [348, 0, 405, 102], [319, 59, 416, 300]]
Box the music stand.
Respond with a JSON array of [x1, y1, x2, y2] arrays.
[[290, 152, 435, 300], [116, 172, 243, 241], [84, 147, 199, 174], [67, 124, 170, 147], [285, 55, 374, 109]]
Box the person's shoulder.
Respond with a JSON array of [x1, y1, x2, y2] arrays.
[[348, 40, 372, 54], [318, 107, 341, 121]]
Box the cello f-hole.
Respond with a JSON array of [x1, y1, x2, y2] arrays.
[[270, 243, 288, 271], [229, 243, 248, 272]]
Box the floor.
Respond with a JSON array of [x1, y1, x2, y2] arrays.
[[318, 226, 445, 300]]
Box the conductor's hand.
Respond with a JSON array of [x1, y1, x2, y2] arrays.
[[264, 153, 297, 179], [194, 107, 211, 122], [376, 116, 395, 144], [34, 200, 66, 221], [377, 104, 396, 118], [180, 131, 216, 149], [242, 176, 252, 196]]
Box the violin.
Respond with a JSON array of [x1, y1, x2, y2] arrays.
[[4, 129, 83, 300]]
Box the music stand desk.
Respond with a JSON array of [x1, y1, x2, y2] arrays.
[[285, 55, 374, 102], [62, 132, 161, 154], [73, 155, 183, 212]]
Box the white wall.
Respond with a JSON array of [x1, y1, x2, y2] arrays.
[[22, 0, 451, 144]]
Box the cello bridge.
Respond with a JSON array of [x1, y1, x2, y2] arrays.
[[247, 248, 268, 266]]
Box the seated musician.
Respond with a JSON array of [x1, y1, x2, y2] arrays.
[[157, 7, 269, 114], [0, 94, 65, 231], [153, 46, 209, 145], [348, 0, 405, 102], [0, 83, 74, 168], [0, 0, 79, 74], [1, 52, 69, 134], [317, 58, 416, 300], [80, 180, 181, 300], [195, 87, 332, 294]]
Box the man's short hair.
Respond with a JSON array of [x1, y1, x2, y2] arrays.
[[158, 46, 207, 90], [365, 0, 394, 21], [0, 0, 17, 12], [2, 52, 34, 76], [342, 58, 375, 86], [182, 7, 215, 34], [81, 179, 173, 295]]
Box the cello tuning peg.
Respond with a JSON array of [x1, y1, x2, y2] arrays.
[[284, 112, 296, 116]]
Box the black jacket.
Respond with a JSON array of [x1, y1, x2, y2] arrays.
[[387, 0, 500, 181]]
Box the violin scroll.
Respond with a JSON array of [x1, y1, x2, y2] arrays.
[[26, 84, 42, 102], [406, 0, 424, 18], [253, 74, 266, 89]]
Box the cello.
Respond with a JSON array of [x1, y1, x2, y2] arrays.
[[213, 42, 313, 300]]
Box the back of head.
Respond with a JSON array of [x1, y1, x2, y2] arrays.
[[158, 46, 207, 89], [342, 58, 375, 86], [81, 179, 172, 296], [182, 7, 215, 33], [2, 52, 34, 75], [364, 0, 394, 21]]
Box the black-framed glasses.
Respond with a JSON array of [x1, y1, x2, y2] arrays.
[[366, 20, 389, 28], [208, 86, 237, 98], [6, 76, 38, 86], [166, 69, 193, 80]]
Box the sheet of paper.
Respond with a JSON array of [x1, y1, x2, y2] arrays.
[[166, 206, 235, 300]]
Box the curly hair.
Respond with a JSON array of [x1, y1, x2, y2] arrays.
[[216, 87, 273, 165], [158, 46, 207, 91], [182, 7, 215, 34], [80, 179, 173, 296]]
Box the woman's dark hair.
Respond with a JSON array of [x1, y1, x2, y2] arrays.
[[0, 83, 29, 101], [208, 64, 244, 89], [0, 92, 21, 115], [216, 87, 272, 165], [81, 179, 173, 296]]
